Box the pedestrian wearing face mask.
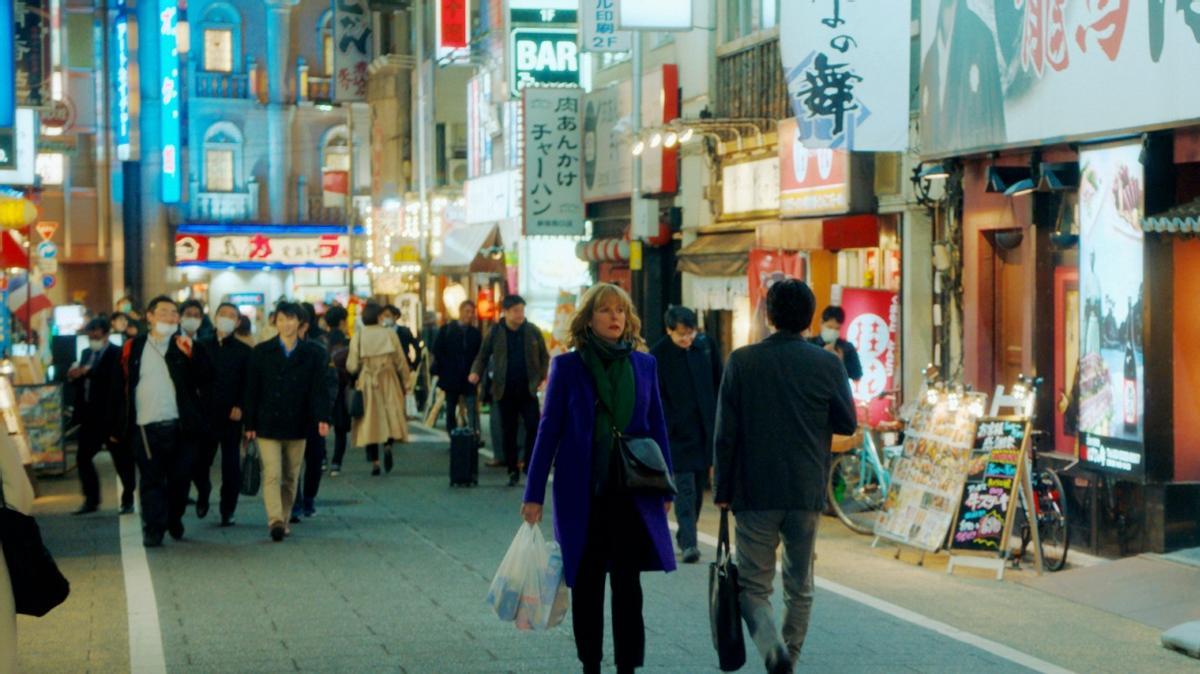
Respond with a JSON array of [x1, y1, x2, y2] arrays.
[[191, 303, 252, 525], [179, 299, 214, 343], [115, 296, 212, 547], [810, 305, 863, 382], [69, 317, 136, 515]]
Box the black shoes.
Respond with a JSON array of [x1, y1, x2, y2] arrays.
[[682, 547, 702, 564], [507, 472, 520, 487], [168, 522, 185, 541], [289, 514, 302, 524], [270, 524, 285, 542], [371, 465, 382, 476], [119, 503, 135, 515], [195, 500, 210, 519], [766, 644, 793, 674], [72, 503, 99, 516], [219, 515, 236, 527], [143, 534, 164, 548], [384, 447, 395, 473]]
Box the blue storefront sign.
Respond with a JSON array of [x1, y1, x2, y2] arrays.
[[158, 0, 181, 203], [0, 0, 15, 128], [113, 11, 131, 160]]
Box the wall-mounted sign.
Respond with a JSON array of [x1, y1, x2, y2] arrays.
[[175, 233, 351, 267], [1078, 141, 1144, 478], [618, 1, 692, 31], [0, 0, 14, 128], [158, 0, 181, 203], [39, 99, 74, 132], [640, 64, 678, 196], [465, 169, 519, 225], [841, 287, 899, 426], [113, 12, 132, 160], [333, 0, 372, 101], [0, 109, 36, 185], [522, 88, 584, 236], [582, 0, 631, 52], [35, 221, 57, 241], [721, 156, 779, 217], [582, 80, 632, 202], [15, 0, 46, 109], [437, 0, 469, 49], [509, 28, 580, 96], [466, 72, 493, 178], [779, 117, 849, 217]]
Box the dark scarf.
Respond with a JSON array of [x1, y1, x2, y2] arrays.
[[580, 334, 635, 496]]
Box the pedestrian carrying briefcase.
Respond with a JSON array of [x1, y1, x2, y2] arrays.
[[449, 427, 479, 487], [240, 439, 262, 497], [710, 509, 746, 671]]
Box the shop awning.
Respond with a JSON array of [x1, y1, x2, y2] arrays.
[[1144, 198, 1200, 234], [431, 223, 503, 275], [676, 230, 757, 277]]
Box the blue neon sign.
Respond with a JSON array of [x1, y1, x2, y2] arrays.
[[0, 0, 15, 128], [113, 13, 131, 159], [158, 0, 181, 203]]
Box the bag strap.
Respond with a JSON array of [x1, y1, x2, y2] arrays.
[[717, 509, 731, 558]]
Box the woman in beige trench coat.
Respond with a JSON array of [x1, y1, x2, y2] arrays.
[[2, 431, 35, 674], [348, 303, 410, 475]]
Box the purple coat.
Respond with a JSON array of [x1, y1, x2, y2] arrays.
[[524, 350, 677, 588]]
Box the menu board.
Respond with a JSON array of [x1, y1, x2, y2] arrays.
[[874, 393, 985, 551], [949, 418, 1028, 553], [18, 384, 65, 471]]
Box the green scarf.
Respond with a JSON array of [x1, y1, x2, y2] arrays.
[[580, 335, 635, 495]]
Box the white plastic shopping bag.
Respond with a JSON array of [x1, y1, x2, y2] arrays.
[[487, 523, 570, 630]]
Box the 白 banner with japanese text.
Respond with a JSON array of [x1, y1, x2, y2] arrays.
[[522, 88, 584, 236], [919, 1, 1200, 158], [780, 0, 909, 151], [333, 0, 372, 101]]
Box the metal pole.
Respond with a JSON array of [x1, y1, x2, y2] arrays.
[[415, 0, 429, 319], [347, 103, 355, 299], [631, 34, 642, 228]]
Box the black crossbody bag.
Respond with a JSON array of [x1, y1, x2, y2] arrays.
[[594, 388, 677, 497]]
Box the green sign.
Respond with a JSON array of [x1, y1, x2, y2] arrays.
[[0, 131, 13, 170], [509, 28, 579, 95]]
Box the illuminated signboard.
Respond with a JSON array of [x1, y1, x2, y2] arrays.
[[0, 109, 36, 185], [159, 0, 181, 203], [509, 28, 579, 96], [175, 232, 352, 267], [437, 0, 469, 49], [114, 12, 131, 160], [0, 0, 14, 128]]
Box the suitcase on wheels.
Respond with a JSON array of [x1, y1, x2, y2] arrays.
[[449, 427, 479, 487]]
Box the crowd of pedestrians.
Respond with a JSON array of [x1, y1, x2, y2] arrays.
[[45, 276, 859, 673]]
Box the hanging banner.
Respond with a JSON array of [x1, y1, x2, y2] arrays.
[[1078, 141, 1144, 478], [333, 0, 372, 101], [581, 0, 632, 52], [920, 2, 1200, 158], [779, 0, 910, 151], [159, 0, 181, 203], [522, 88, 584, 236], [747, 249, 806, 344], [437, 0, 469, 49], [841, 288, 899, 427], [582, 80, 632, 202]]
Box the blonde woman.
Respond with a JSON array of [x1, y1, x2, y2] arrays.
[[1, 432, 35, 674], [348, 302, 410, 475], [521, 283, 675, 674]]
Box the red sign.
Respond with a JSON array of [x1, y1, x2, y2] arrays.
[[841, 288, 899, 426], [747, 249, 806, 344], [439, 0, 469, 49], [322, 170, 348, 195], [35, 220, 58, 241], [40, 99, 75, 131], [779, 117, 850, 217], [174, 233, 349, 266]]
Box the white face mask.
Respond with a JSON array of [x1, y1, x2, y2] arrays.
[[821, 327, 840, 345], [154, 321, 177, 337], [382, 318, 396, 328], [89, 339, 107, 352], [180, 317, 203, 334], [216, 316, 238, 335]]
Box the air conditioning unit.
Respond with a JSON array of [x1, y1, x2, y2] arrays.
[[448, 159, 468, 185]]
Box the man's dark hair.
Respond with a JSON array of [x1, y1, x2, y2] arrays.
[[361, 302, 384, 326], [663, 305, 698, 331], [384, 304, 401, 318], [110, 312, 128, 324], [179, 299, 205, 316], [766, 279, 816, 334], [821, 305, 846, 324], [325, 305, 348, 330], [502, 294, 526, 311], [84, 317, 111, 334], [275, 301, 305, 322], [216, 302, 239, 316], [146, 295, 177, 314], [235, 316, 252, 335], [299, 302, 317, 326]]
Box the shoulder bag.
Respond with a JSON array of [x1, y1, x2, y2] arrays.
[[346, 332, 365, 419], [709, 509, 746, 671], [0, 479, 70, 617], [593, 377, 677, 497]]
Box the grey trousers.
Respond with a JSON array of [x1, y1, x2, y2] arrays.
[[735, 510, 820, 665]]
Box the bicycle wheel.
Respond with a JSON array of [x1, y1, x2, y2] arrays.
[[1022, 470, 1070, 571], [827, 451, 885, 535]]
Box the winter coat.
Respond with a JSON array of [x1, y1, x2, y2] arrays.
[[115, 334, 212, 441], [649, 333, 723, 473], [243, 337, 331, 441], [524, 350, 676, 588], [199, 334, 252, 430], [432, 321, 483, 394], [348, 325, 410, 446], [470, 321, 550, 401]]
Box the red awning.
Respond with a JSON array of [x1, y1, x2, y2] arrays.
[[0, 232, 30, 269], [822, 214, 879, 250]]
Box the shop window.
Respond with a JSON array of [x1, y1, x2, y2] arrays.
[[723, 0, 781, 44], [202, 122, 244, 192], [204, 149, 234, 192], [199, 3, 243, 73], [322, 125, 351, 172], [204, 29, 233, 72], [318, 11, 334, 76]]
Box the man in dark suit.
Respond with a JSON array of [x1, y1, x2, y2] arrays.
[[650, 306, 722, 564], [432, 300, 483, 435], [810, 305, 863, 382], [191, 302, 252, 526], [70, 317, 135, 515], [714, 280, 856, 673], [115, 296, 212, 547]]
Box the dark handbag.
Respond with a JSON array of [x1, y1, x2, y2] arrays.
[[614, 432, 677, 496], [709, 509, 746, 671], [240, 438, 262, 496], [0, 481, 70, 617], [347, 331, 365, 418]]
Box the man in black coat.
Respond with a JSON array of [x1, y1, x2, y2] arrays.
[[191, 302, 252, 526], [70, 317, 135, 515], [714, 280, 856, 673], [650, 306, 722, 564], [432, 300, 483, 435], [243, 302, 331, 542], [810, 305, 863, 382], [291, 303, 337, 519], [114, 296, 213, 547]]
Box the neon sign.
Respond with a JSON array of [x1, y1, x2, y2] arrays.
[[114, 13, 131, 159], [159, 0, 181, 202]]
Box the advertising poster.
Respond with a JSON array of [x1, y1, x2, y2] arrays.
[[1077, 142, 1144, 477], [840, 288, 899, 426], [950, 418, 1028, 553], [778, 117, 850, 217], [919, 1, 1200, 157], [747, 249, 805, 344], [522, 88, 584, 236]]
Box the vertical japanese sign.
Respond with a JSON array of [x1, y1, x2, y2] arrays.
[[14, 0, 46, 109], [0, 0, 15, 128], [582, 0, 631, 52], [779, 0, 909, 151], [158, 0, 181, 203], [841, 288, 898, 426], [333, 0, 371, 102], [522, 88, 584, 236], [437, 0, 469, 49], [1077, 141, 1144, 478], [466, 71, 492, 178], [113, 10, 132, 160]]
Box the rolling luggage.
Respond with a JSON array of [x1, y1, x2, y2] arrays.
[[449, 427, 479, 487]]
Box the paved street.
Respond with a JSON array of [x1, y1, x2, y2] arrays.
[[12, 426, 1199, 673]]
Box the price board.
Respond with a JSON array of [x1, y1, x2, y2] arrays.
[[949, 417, 1029, 553]]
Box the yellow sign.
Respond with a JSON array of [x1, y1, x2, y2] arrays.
[[0, 199, 38, 229], [629, 240, 643, 271], [392, 244, 420, 264]]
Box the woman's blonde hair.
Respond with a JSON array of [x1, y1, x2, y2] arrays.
[[567, 283, 647, 351]]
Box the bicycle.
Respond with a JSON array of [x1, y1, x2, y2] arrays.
[[827, 392, 905, 535], [1011, 375, 1071, 572]]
